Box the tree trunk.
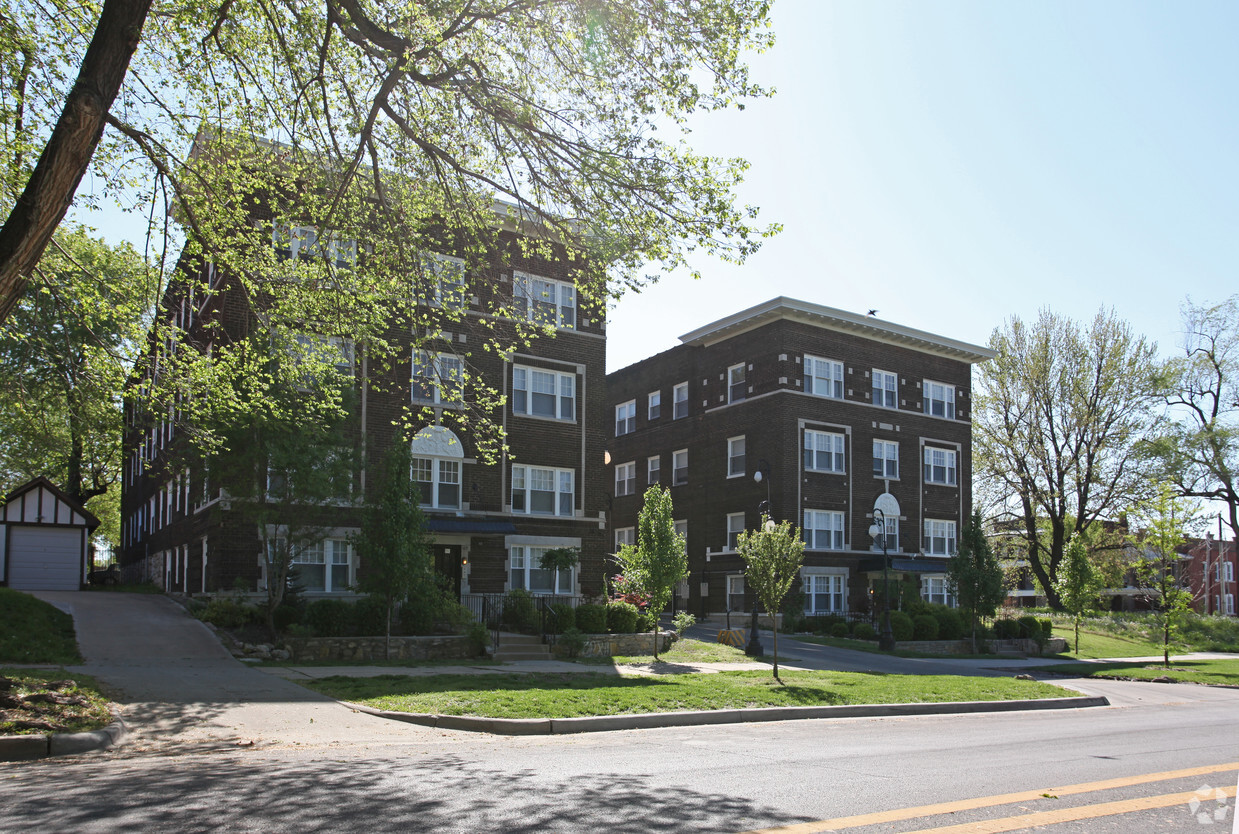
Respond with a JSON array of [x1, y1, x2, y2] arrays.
[[772, 624, 780, 682], [0, 0, 154, 323]]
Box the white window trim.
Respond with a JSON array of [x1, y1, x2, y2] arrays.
[[509, 543, 576, 595], [803, 509, 846, 551], [804, 355, 844, 399], [923, 518, 958, 556], [801, 568, 848, 614], [873, 369, 898, 409], [673, 382, 689, 419], [647, 455, 661, 486], [512, 364, 575, 421], [921, 574, 956, 607], [727, 435, 746, 479], [513, 271, 576, 330], [727, 363, 747, 404], [873, 439, 899, 480], [726, 512, 746, 552], [413, 457, 463, 510], [511, 464, 575, 517], [614, 461, 637, 497], [412, 350, 464, 405], [615, 527, 635, 551], [673, 449, 688, 486], [804, 429, 846, 474], [615, 399, 636, 437], [648, 391, 661, 420], [419, 252, 468, 311], [923, 379, 957, 420], [923, 446, 959, 486]]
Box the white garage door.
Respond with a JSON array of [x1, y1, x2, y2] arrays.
[[7, 526, 83, 591]]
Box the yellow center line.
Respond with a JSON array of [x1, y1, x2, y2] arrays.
[[740, 761, 1239, 834], [901, 785, 1237, 834]]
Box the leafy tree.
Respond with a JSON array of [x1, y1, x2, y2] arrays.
[[736, 514, 805, 681], [0, 0, 777, 331], [1144, 296, 1239, 545], [1053, 534, 1101, 654], [947, 510, 1005, 653], [1133, 483, 1198, 668], [351, 439, 433, 658], [203, 346, 357, 638], [974, 308, 1158, 609], [614, 486, 686, 660], [0, 224, 153, 549]]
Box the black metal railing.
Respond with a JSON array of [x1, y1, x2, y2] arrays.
[[461, 592, 582, 649]]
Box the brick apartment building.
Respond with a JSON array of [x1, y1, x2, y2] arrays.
[[1183, 533, 1237, 617], [119, 201, 608, 604], [606, 297, 995, 619]]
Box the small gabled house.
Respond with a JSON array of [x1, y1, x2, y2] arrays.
[[1, 477, 99, 591]]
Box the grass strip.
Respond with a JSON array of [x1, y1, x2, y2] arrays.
[[301, 670, 1074, 719], [0, 668, 114, 735], [0, 587, 82, 664], [1042, 658, 1239, 686]]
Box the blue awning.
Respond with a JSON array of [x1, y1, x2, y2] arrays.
[[425, 518, 517, 535]]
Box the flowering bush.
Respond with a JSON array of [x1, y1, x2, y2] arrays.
[[609, 574, 650, 610]]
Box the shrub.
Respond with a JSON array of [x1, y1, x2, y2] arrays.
[[558, 627, 587, 658], [607, 600, 640, 634], [502, 589, 539, 633], [353, 595, 390, 636], [672, 612, 697, 636], [636, 610, 658, 633], [830, 622, 850, 638], [1038, 619, 1053, 639], [931, 606, 965, 641], [272, 603, 302, 632], [889, 611, 914, 642], [575, 603, 608, 634], [398, 597, 436, 635], [305, 599, 354, 637], [548, 602, 576, 634], [852, 622, 877, 641], [200, 597, 258, 630], [992, 618, 1021, 640], [912, 614, 939, 641], [465, 620, 489, 655], [807, 614, 843, 634]]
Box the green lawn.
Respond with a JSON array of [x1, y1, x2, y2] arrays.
[[0, 587, 81, 664], [1050, 627, 1170, 660], [1042, 658, 1239, 687], [609, 637, 753, 664], [301, 670, 1075, 719]]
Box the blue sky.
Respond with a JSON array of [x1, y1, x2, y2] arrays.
[[606, 1, 1238, 371]]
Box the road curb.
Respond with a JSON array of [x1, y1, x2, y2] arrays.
[[344, 695, 1109, 736], [0, 715, 127, 761]]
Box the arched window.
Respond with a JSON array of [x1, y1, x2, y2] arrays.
[[410, 426, 465, 510]]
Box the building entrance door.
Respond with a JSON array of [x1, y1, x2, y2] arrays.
[[435, 544, 463, 600]]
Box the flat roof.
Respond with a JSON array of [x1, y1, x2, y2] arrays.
[[678, 296, 996, 364]]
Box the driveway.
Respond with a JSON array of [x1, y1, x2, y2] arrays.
[[30, 591, 439, 754]]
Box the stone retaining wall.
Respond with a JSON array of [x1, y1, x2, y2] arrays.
[[283, 634, 477, 662], [552, 631, 674, 658], [892, 637, 1068, 655]]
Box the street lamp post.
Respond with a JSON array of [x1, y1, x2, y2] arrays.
[[870, 508, 896, 651], [745, 467, 772, 657]]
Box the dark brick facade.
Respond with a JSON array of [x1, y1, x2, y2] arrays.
[[121, 220, 608, 603], [607, 298, 994, 618]]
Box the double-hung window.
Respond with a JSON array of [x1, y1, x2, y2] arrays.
[[512, 366, 575, 420], [291, 333, 354, 376], [923, 380, 956, 419], [511, 465, 574, 516], [726, 513, 746, 551], [872, 369, 898, 409], [803, 510, 845, 551], [412, 350, 464, 404], [673, 382, 689, 419], [673, 449, 688, 485], [923, 519, 957, 555], [803, 573, 846, 614], [615, 461, 637, 497], [510, 545, 574, 594], [647, 455, 661, 486], [727, 436, 746, 478], [728, 364, 747, 403], [514, 272, 575, 329], [412, 457, 461, 509], [921, 575, 955, 607], [805, 356, 844, 399], [615, 400, 636, 436], [804, 429, 845, 473], [873, 440, 899, 479], [274, 224, 357, 267], [287, 538, 351, 593], [923, 446, 958, 485], [1224, 562, 1234, 582], [615, 527, 635, 550], [418, 252, 467, 311], [648, 391, 661, 420], [872, 515, 899, 551]]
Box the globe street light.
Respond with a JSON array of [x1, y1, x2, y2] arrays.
[[745, 466, 772, 657], [869, 508, 896, 651]]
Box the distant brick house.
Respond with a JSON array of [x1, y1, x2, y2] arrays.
[[605, 297, 994, 619], [119, 197, 608, 605], [1183, 534, 1237, 617]]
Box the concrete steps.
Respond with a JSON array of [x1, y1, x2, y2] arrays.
[[493, 632, 552, 662]]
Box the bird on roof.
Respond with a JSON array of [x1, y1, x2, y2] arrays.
[[867, 309, 878, 317]]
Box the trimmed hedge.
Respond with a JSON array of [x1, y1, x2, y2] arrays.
[[889, 611, 914, 642], [853, 622, 877, 641], [575, 603, 607, 634], [606, 601, 640, 634], [912, 614, 939, 641]]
